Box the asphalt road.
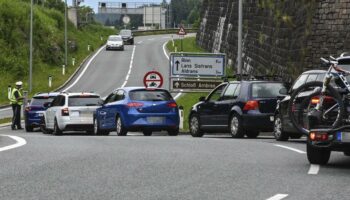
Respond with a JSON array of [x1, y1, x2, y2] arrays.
[[1, 34, 350, 200], [1, 129, 350, 200]]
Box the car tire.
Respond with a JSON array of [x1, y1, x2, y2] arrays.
[[273, 114, 289, 141], [143, 130, 152, 136], [229, 113, 245, 138], [307, 140, 331, 165], [189, 114, 204, 137], [116, 116, 127, 136], [246, 131, 259, 138], [53, 119, 63, 136], [94, 118, 102, 136], [25, 125, 33, 132], [168, 128, 179, 136], [40, 117, 52, 134]]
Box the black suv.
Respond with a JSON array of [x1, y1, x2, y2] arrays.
[[189, 80, 286, 138], [119, 29, 134, 45], [274, 70, 326, 141]]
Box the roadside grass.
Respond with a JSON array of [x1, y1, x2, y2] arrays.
[[166, 36, 205, 53], [0, 117, 11, 125]]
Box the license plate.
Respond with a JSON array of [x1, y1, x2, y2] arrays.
[[270, 116, 274, 122], [339, 132, 350, 142], [37, 113, 43, 117], [147, 117, 164, 124], [70, 111, 80, 117]]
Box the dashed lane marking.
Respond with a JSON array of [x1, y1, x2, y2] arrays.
[[63, 45, 106, 92], [308, 164, 320, 175], [121, 45, 136, 88], [0, 135, 27, 152], [148, 38, 155, 41], [274, 144, 306, 154], [266, 194, 288, 200]]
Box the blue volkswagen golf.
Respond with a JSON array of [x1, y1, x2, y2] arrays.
[[93, 87, 180, 136], [24, 92, 59, 132]]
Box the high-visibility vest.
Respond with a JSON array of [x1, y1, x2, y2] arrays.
[[10, 88, 23, 105]]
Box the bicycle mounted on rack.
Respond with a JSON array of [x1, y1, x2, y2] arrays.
[[288, 56, 350, 136]]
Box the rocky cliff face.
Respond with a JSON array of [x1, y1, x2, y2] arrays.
[[197, 0, 350, 81]]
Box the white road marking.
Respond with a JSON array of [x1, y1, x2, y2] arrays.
[[308, 164, 320, 175], [0, 107, 11, 112], [63, 45, 106, 92], [148, 38, 155, 41], [121, 45, 136, 88], [266, 194, 288, 200], [274, 144, 306, 154], [0, 135, 27, 152], [174, 93, 182, 100], [137, 41, 143, 44], [162, 36, 171, 39]]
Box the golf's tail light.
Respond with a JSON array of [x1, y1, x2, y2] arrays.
[[311, 96, 334, 104], [309, 132, 329, 141], [61, 108, 69, 116], [243, 100, 259, 111], [167, 102, 177, 108], [127, 102, 144, 108]]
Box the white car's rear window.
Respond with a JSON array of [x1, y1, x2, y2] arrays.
[[68, 95, 101, 106]]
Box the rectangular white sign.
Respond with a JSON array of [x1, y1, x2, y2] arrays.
[[171, 55, 225, 77]]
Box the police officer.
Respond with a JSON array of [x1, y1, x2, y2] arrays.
[[10, 81, 24, 130]]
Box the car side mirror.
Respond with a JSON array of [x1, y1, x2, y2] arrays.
[[43, 102, 51, 108], [199, 96, 206, 102], [279, 88, 288, 95]]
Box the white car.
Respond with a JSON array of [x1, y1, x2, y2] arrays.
[[41, 92, 102, 135], [106, 35, 124, 51]]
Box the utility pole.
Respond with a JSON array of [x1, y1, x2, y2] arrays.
[[237, 0, 243, 81], [64, 0, 68, 67], [29, 0, 33, 92]]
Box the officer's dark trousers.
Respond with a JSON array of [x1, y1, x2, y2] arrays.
[[11, 104, 22, 129]]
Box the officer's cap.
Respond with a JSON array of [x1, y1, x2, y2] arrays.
[[15, 81, 23, 86]]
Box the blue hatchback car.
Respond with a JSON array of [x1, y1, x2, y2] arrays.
[[94, 87, 180, 136], [24, 92, 59, 132]]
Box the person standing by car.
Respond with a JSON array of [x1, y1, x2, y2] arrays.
[[10, 81, 24, 130]]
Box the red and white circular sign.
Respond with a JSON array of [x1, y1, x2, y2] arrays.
[[143, 71, 163, 88]]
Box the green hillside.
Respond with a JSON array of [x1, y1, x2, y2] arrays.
[[0, 0, 115, 105]]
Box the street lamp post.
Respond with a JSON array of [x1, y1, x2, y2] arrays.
[[29, 0, 33, 92], [237, 0, 243, 81], [64, 0, 68, 67]]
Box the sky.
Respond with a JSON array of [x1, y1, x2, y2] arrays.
[[72, 0, 168, 12]]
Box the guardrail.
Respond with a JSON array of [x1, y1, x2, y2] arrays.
[[133, 28, 198, 36]]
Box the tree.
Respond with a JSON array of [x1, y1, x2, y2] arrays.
[[170, 0, 201, 26]]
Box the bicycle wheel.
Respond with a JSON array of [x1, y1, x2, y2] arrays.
[[288, 81, 344, 135]]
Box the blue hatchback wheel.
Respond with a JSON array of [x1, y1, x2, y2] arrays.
[[116, 116, 127, 136]]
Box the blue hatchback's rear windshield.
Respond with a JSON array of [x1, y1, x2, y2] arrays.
[[129, 90, 173, 101], [252, 83, 285, 98]]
